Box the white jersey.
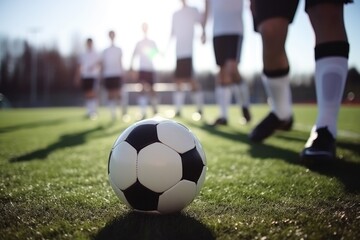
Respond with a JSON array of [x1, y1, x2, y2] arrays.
[[171, 5, 202, 59], [78, 50, 100, 78], [210, 0, 244, 37], [102, 45, 123, 77], [132, 38, 158, 71]]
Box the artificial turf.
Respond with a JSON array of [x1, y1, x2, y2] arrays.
[[0, 105, 359, 239]]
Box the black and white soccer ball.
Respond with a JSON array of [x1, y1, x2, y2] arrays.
[[108, 117, 207, 214]]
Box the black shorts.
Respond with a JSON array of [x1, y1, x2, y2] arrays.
[[81, 78, 96, 91], [104, 76, 122, 90], [213, 35, 243, 67], [251, 0, 353, 31], [175, 58, 193, 79], [138, 70, 155, 86]]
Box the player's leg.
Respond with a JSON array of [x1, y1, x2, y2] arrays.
[[228, 60, 251, 123], [230, 35, 252, 123], [138, 82, 148, 119], [105, 77, 122, 121], [232, 77, 252, 123], [212, 36, 233, 126], [82, 78, 92, 117], [173, 59, 184, 117], [120, 84, 128, 119], [300, 1, 350, 164], [137, 72, 149, 119], [189, 77, 204, 119], [82, 78, 98, 119], [104, 78, 114, 120], [85, 90, 97, 119], [212, 67, 232, 126], [173, 78, 185, 117], [148, 77, 158, 116], [249, 0, 298, 142], [108, 89, 118, 121]]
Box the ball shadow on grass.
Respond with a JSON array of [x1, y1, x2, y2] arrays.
[[93, 211, 215, 240]]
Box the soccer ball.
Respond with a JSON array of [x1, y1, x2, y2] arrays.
[[108, 117, 207, 214]]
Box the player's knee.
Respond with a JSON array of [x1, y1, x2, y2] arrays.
[[225, 60, 237, 73], [259, 18, 288, 42]]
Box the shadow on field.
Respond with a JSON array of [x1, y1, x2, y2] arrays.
[[247, 142, 300, 164], [93, 212, 215, 240], [188, 121, 360, 193], [9, 123, 123, 163], [0, 117, 68, 134], [307, 158, 360, 193], [186, 120, 300, 162], [275, 134, 360, 193], [183, 119, 250, 143]]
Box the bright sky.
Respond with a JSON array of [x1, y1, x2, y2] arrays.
[[0, 0, 359, 76]]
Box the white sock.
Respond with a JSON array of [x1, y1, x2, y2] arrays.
[[239, 82, 250, 108], [174, 91, 185, 113], [108, 99, 116, 119], [232, 82, 250, 108], [315, 57, 348, 138], [85, 99, 92, 115], [138, 95, 148, 116], [232, 84, 242, 107], [89, 99, 97, 115], [150, 96, 158, 114], [262, 74, 292, 120], [192, 91, 203, 112], [121, 87, 128, 115], [216, 86, 231, 119]]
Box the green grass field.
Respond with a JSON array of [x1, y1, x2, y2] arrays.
[[1, 105, 359, 240]]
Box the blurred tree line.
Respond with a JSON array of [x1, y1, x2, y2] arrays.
[[0, 38, 78, 107], [0, 37, 359, 108]]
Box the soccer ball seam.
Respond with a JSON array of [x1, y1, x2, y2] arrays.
[[109, 118, 206, 214]]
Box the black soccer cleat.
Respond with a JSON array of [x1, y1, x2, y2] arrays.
[[300, 127, 336, 165], [211, 117, 228, 126], [242, 107, 251, 123], [249, 112, 293, 142]]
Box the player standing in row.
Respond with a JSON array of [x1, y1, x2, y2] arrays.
[[74, 38, 101, 120], [203, 0, 252, 126], [101, 30, 127, 121], [170, 0, 204, 119], [130, 23, 160, 120], [248, 0, 352, 165]]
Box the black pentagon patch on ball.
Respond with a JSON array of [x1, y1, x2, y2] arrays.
[[181, 147, 204, 182], [123, 181, 161, 211], [125, 124, 159, 152]]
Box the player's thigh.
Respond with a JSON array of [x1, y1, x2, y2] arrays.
[[306, 1, 348, 43], [252, 0, 299, 31]]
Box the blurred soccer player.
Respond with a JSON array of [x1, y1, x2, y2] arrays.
[[101, 30, 126, 121], [130, 22, 160, 119], [203, 0, 252, 126], [249, 0, 352, 165], [169, 0, 205, 119], [74, 38, 100, 120]]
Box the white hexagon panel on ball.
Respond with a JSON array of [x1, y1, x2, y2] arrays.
[[137, 142, 182, 193]]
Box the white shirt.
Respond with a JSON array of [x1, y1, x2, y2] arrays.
[[78, 50, 100, 78], [171, 5, 202, 59], [210, 0, 244, 36], [102, 45, 123, 77], [132, 38, 158, 71]]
